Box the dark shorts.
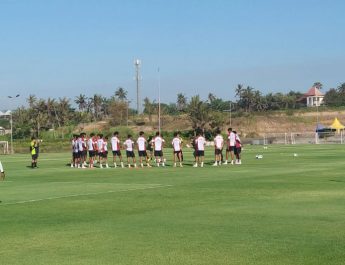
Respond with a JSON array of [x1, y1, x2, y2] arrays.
[[112, 150, 122, 156], [89, 150, 96, 158], [196, 150, 204, 157], [126, 151, 135, 158], [215, 149, 222, 155], [174, 150, 182, 155], [103, 151, 108, 158], [138, 150, 147, 157], [82, 150, 87, 157], [154, 150, 163, 157], [228, 146, 235, 152], [73, 152, 80, 159], [31, 154, 38, 160], [234, 147, 241, 155]]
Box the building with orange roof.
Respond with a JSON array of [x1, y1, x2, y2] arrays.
[[298, 86, 324, 107]]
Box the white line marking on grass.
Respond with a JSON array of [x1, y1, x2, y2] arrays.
[[0, 184, 173, 206]]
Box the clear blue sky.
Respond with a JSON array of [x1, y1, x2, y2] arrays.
[[1, 0, 345, 109]]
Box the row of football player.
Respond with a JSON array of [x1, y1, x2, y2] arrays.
[[70, 128, 242, 168]]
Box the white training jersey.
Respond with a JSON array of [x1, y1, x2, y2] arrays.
[[97, 138, 104, 152], [196, 136, 206, 151], [124, 139, 134, 151], [103, 141, 108, 152], [153, 136, 165, 151], [214, 135, 224, 149], [72, 140, 79, 153], [137, 137, 146, 151], [77, 138, 83, 151], [111, 136, 121, 151], [228, 132, 236, 146], [88, 138, 94, 151], [172, 137, 182, 151]]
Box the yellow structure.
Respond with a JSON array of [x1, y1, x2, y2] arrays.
[[330, 118, 345, 133]]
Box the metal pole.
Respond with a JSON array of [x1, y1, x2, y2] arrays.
[[10, 112, 13, 154], [229, 101, 232, 126], [158, 67, 161, 134], [127, 101, 129, 127]]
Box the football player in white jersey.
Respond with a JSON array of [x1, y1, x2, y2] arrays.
[[100, 136, 109, 168], [234, 131, 242, 165], [213, 129, 224, 166], [225, 127, 236, 165], [124, 135, 137, 168], [172, 132, 183, 167], [111, 131, 124, 168], [151, 131, 166, 167], [194, 130, 206, 168], [96, 134, 104, 167], [87, 133, 98, 168], [137, 131, 151, 168]]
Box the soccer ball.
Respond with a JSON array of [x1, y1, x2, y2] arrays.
[[255, 154, 263, 159], [293, 153, 298, 157]]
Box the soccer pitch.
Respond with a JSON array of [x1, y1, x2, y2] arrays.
[[1, 145, 345, 265]]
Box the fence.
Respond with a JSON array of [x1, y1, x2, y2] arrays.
[[248, 132, 345, 145]]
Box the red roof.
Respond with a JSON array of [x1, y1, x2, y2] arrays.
[[298, 86, 324, 101], [303, 86, 324, 97]]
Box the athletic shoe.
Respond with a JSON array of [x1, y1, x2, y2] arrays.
[[193, 163, 198, 167]]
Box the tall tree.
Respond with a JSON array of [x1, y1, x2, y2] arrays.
[[176, 93, 187, 112], [188, 95, 209, 129], [313, 82, 323, 90], [75, 94, 88, 112], [27, 94, 37, 108], [143, 97, 155, 124], [115, 87, 128, 101]]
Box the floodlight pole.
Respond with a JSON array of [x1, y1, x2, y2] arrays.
[[10, 112, 13, 154], [229, 101, 232, 126], [8, 94, 20, 154], [134, 59, 142, 115], [158, 67, 161, 134]]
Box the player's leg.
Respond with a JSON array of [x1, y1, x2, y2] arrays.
[[178, 151, 183, 167], [0, 161, 5, 181]]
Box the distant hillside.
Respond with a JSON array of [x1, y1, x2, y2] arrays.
[[72, 109, 345, 138]]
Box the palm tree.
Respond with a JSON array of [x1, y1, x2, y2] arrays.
[[91, 94, 103, 120], [188, 95, 209, 129], [115, 87, 128, 101], [75, 94, 88, 112], [143, 97, 155, 124], [27, 94, 37, 108], [313, 82, 323, 90], [176, 93, 187, 111]]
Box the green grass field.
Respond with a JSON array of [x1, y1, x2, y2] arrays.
[[1, 145, 345, 265]]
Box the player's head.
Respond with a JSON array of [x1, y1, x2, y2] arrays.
[[228, 127, 232, 132], [155, 131, 160, 136], [114, 131, 119, 136], [90, 133, 95, 137], [173, 132, 178, 137], [196, 128, 202, 136], [128, 134, 132, 139], [139, 131, 144, 136], [233, 131, 237, 134], [99, 134, 103, 138], [104, 136, 108, 140], [216, 129, 221, 135]]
